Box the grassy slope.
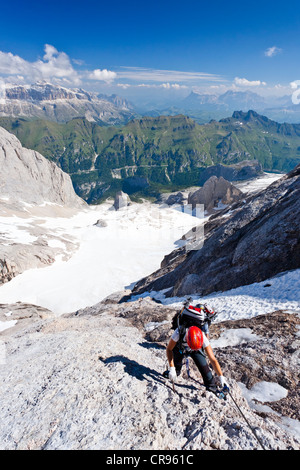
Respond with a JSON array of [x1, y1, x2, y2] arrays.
[[1, 110, 300, 202]]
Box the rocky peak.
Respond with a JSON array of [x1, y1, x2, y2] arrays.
[[188, 176, 244, 212], [232, 109, 271, 125], [0, 126, 85, 207], [0, 126, 86, 285], [98, 93, 133, 109]]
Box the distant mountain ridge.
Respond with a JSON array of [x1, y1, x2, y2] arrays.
[[1, 110, 300, 203], [150, 90, 300, 124], [2, 82, 300, 126], [0, 82, 136, 125], [183, 90, 267, 111]]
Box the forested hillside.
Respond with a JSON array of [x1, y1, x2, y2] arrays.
[[1, 110, 299, 202]]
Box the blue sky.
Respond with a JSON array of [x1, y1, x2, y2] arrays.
[[0, 0, 299, 100]]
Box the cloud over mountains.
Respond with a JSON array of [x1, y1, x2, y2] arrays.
[[0, 44, 115, 87], [0, 43, 294, 102]]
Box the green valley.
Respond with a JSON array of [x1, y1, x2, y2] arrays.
[[1, 110, 300, 203]]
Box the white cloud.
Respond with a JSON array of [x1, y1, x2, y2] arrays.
[[0, 48, 223, 92], [36, 44, 78, 80], [88, 68, 117, 82], [290, 80, 300, 104], [0, 44, 81, 86], [290, 80, 300, 90], [0, 45, 117, 87], [137, 82, 187, 90], [0, 51, 31, 76], [72, 58, 85, 66], [116, 83, 131, 89], [160, 82, 187, 89], [117, 66, 223, 83], [264, 46, 282, 57], [234, 77, 266, 87], [43, 44, 59, 61]]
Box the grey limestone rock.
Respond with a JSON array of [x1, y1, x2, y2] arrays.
[[0, 298, 298, 450], [0, 126, 85, 207], [113, 190, 131, 210], [0, 126, 85, 285], [188, 176, 244, 212]]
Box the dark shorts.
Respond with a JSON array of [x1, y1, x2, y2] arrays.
[[173, 344, 218, 392]]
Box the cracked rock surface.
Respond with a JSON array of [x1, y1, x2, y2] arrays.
[[0, 298, 299, 450]]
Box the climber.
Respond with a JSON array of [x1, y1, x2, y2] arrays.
[[164, 325, 229, 394]]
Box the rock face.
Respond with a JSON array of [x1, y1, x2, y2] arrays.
[[5, 83, 80, 101], [0, 126, 85, 284], [158, 178, 243, 212], [158, 190, 190, 206], [199, 160, 263, 185], [0, 126, 85, 207], [131, 164, 300, 298], [0, 245, 55, 284], [113, 191, 131, 210], [0, 297, 298, 450], [188, 176, 244, 212]]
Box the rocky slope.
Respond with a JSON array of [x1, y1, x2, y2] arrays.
[[131, 164, 300, 298], [0, 126, 85, 207], [0, 126, 85, 284], [0, 296, 298, 450]]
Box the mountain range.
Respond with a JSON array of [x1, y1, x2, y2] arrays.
[[134, 89, 300, 124], [131, 90, 300, 124], [164, 90, 267, 117], [0, 82, 135, 125], [2, 82, 300, 126]]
